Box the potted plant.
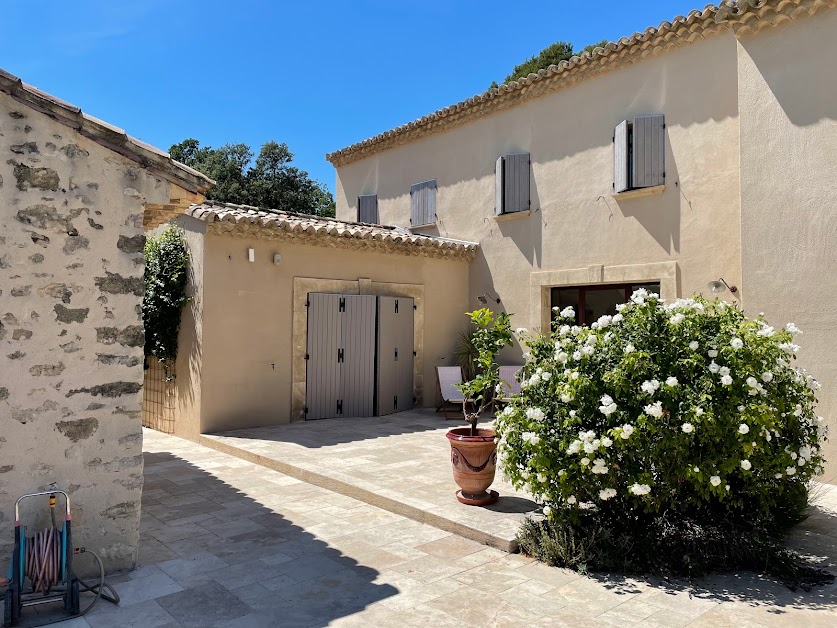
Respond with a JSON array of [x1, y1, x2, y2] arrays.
[[446, 308, 513, 505]]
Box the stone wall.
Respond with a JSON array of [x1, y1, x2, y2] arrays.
[[0, 91, 191, 572]]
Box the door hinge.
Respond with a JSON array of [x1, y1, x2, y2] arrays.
[[413, 304, 417, 310], [336, 399, 343, 415], [337, 348, 344, 363], [304, 353, 309, 361], [413, 351, 417, 357], [393, 395, 398, 410], [394, 347, 398, 361], [394, 299, 399, 313], [339, 297, 346, 312]]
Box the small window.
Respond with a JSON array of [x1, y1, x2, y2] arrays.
[[410, 179, 436, 228], [495, 153, 530, 215], [551, 283, 660, 325], [614, 115, 665, 193], [357, 194, 378, 223]]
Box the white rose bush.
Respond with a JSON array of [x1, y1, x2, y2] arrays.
[[496, 291, 830, 584]]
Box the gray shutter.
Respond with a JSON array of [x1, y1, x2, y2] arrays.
[[613, 120, 629, 193], [340, 295, 376, 418], [503, 153, 530, 214], [376, 296, 414, 416], [633, 115, 665, 188], [357, 195, 378, 223], [305, 293, 342, 420], [410, 179, 436, 227], [495, 156, 504, 215]]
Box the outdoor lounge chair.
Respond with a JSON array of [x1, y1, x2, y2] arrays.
[[436, 366, 470, 419], [493, 365, 523, 413]]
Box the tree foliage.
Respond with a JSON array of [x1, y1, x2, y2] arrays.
[[170, 139, 335, 217], [492, 39, 612, 89], [143, 225, 191, 379]]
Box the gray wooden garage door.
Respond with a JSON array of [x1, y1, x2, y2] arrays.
[[340, 295, 376, 418], [376, 296, 414, 416], [305, 293, 343, 420]]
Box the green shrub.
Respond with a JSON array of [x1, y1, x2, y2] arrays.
[[496, 291, 829, 583], [143, 225, 190, 380]]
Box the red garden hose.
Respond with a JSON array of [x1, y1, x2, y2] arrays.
[[24, 526, 62, 594]]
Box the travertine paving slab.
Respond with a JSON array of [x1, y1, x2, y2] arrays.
[[9, 428, 836, 628], [200, 410, 538, 551]]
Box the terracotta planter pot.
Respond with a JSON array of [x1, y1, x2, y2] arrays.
[[446, 428, 499, 506]]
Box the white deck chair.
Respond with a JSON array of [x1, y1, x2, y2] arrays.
[[493, 365, 523, 413], [436, 366, 469, 419]]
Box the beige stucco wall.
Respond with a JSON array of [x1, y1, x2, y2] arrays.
[[737, 10, 837, 481], [0, 93, 181, 571], [335, 34, 742, 331], [186, 231, 470, 434], [335, 33, 742, 364]]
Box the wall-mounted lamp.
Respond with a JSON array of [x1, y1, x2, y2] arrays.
[[707, 277, 737, 294], [477, 293, 501, 304], [273, 253, 282, 265], [248, 247, 255, 263]]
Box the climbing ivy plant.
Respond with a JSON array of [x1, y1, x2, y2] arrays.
[[143, 225, 190, 380]]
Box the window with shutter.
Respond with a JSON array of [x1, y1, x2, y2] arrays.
[[613, 115, 665, 193], [410, 179, 436, 228], [357, 194, 378, 223], [495, 153, 530, 215], [632, 115, 665, 188]]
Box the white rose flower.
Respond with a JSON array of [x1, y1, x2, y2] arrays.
[[566, 495, 577, 505], [641, 379, 660, 395], [786, 466, 797, 476], [775, 473, 783, 479], [669, 313, 685, 326], [761, 372, 774, 383], [738, 423, 750, 435], [580, 457, 590, 466], [583, 442, 596, 454], [689, 341, 699, 351], [599, 488, 617, 501], [665, 376, 679, 387], [624, 344, 635, 354], [731, 338, 744, 349], [560, 306, 575, 319], [695, 407, 704, 416], [543, 505, 552, 516], [515, 327, 528, 335], [572, 351, 582, 361], [555, 351, 569, 363], [620, 424, 635, 439], [601, 437, 613, 448], [708, 362, 720, 374], [560, 393, 572, 403], [559, 325, 571, 336], [786, 322, 802, 334], [710, 476, 722, 487], [746, 376, 759, 388], [719, 366, 730, 377], [615, 303, 626, 312], [567, 440, 582, 454], [740, 459, 752, 471], [708, 349, 718, 358], [537, 473, 547, 483], [541, 371, 552, 381], [693, 466, 700, 473], [644, 401, 664, 418], [681, 422, 694, 434], [586, 335, 598, 346], [612, 313, 623, 324], [581, 345, 595, 356], [571, 371, 579, 380], [721, 375, 733, 386], [629, 483, 651, 496]]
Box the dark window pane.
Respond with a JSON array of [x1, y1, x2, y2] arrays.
[[551, 287, 580, 325], [583, 288, 625, 324]]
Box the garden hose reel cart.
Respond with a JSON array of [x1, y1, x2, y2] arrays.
[[3, 490, 79, 627]]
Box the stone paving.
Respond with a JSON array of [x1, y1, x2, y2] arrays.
[[10, 428, 837, 627], [200, 410, 538, 551]]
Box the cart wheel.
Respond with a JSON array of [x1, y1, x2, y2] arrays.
[[4, 587, 14, 627]]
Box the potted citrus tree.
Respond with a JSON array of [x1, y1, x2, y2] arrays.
[[446, 308, 512, 505]]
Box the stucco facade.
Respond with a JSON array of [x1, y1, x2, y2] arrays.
[[330, 3, 837, 478], [159, 208, 474, 438], [0, 77, 209, 571]]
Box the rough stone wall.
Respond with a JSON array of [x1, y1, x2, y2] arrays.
[[0, 91, 179, 572]]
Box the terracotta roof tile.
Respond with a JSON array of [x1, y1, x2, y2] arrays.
[[186, 201, 478, 260]]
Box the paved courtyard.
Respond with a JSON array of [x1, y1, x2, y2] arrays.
[[11, 427, 837, 627], [201, 410, 538, 551]]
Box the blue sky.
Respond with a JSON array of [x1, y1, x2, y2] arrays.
[[2, 0, 701, 193]]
